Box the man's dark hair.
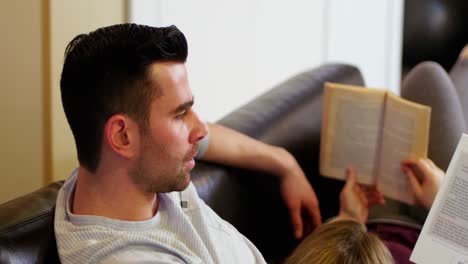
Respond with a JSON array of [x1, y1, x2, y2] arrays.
[[60, 24, 188, 172]]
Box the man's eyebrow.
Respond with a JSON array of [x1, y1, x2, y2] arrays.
[[173, 97, 194, 114]]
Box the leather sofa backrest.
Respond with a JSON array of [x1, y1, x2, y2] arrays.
[[0, 182, 62, 264]]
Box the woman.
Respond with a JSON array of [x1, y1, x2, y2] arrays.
[[286, 158, 444, 264]]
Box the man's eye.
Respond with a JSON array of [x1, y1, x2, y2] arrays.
[[176, 111, 187, 119]]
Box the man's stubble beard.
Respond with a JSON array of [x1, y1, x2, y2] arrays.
[[130, 148, 188, 194], [129, 133, 195, 194]]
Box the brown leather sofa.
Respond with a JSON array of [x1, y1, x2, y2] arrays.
[[0, 63, 364, 264]]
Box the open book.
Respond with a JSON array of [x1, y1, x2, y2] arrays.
[[320, 82, 431, 204], [411, 134, 468, 264]]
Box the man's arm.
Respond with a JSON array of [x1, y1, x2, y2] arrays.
[[199, 123, 322, 239]]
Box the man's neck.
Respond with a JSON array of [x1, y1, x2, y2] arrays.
[[72, 166, 159, 221]]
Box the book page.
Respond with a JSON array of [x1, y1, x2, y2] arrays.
[[377, 93, 431, 204], [411, 134, 468, 264], [320, 82, 385, 184]]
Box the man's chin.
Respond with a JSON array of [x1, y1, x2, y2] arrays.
[[174, 173, 191, 191]]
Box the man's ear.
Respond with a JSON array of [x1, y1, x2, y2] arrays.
[[104, 115, 138, 159]]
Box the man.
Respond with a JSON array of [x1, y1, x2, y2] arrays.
[[55, 24, 320, 263]]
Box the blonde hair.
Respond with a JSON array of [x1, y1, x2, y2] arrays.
[[286, 220, 394, 264]]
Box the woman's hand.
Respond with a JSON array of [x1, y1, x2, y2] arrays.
[[402, 158, 445, 209], [337, 168, 385, 224]]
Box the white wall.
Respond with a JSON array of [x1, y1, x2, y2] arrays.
[[0, 0, 403, 203], [129, 0, 404, 123], [0, 0, 44, 203], [325, 0, 403, 92], [0, 0, 127, 203], [130, 0, 326, 122], [49, 0, 126, 181]]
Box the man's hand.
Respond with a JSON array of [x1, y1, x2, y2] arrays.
[[402, 158, 445, 209], [337, 168, 385, 224], [201, 124, 322, 239], [278, 160, 321, 239]]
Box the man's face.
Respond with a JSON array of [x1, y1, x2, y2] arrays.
[[130, 62, 207, 193]]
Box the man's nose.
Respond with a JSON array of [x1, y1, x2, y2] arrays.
[[189, 110, 208, 144]]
